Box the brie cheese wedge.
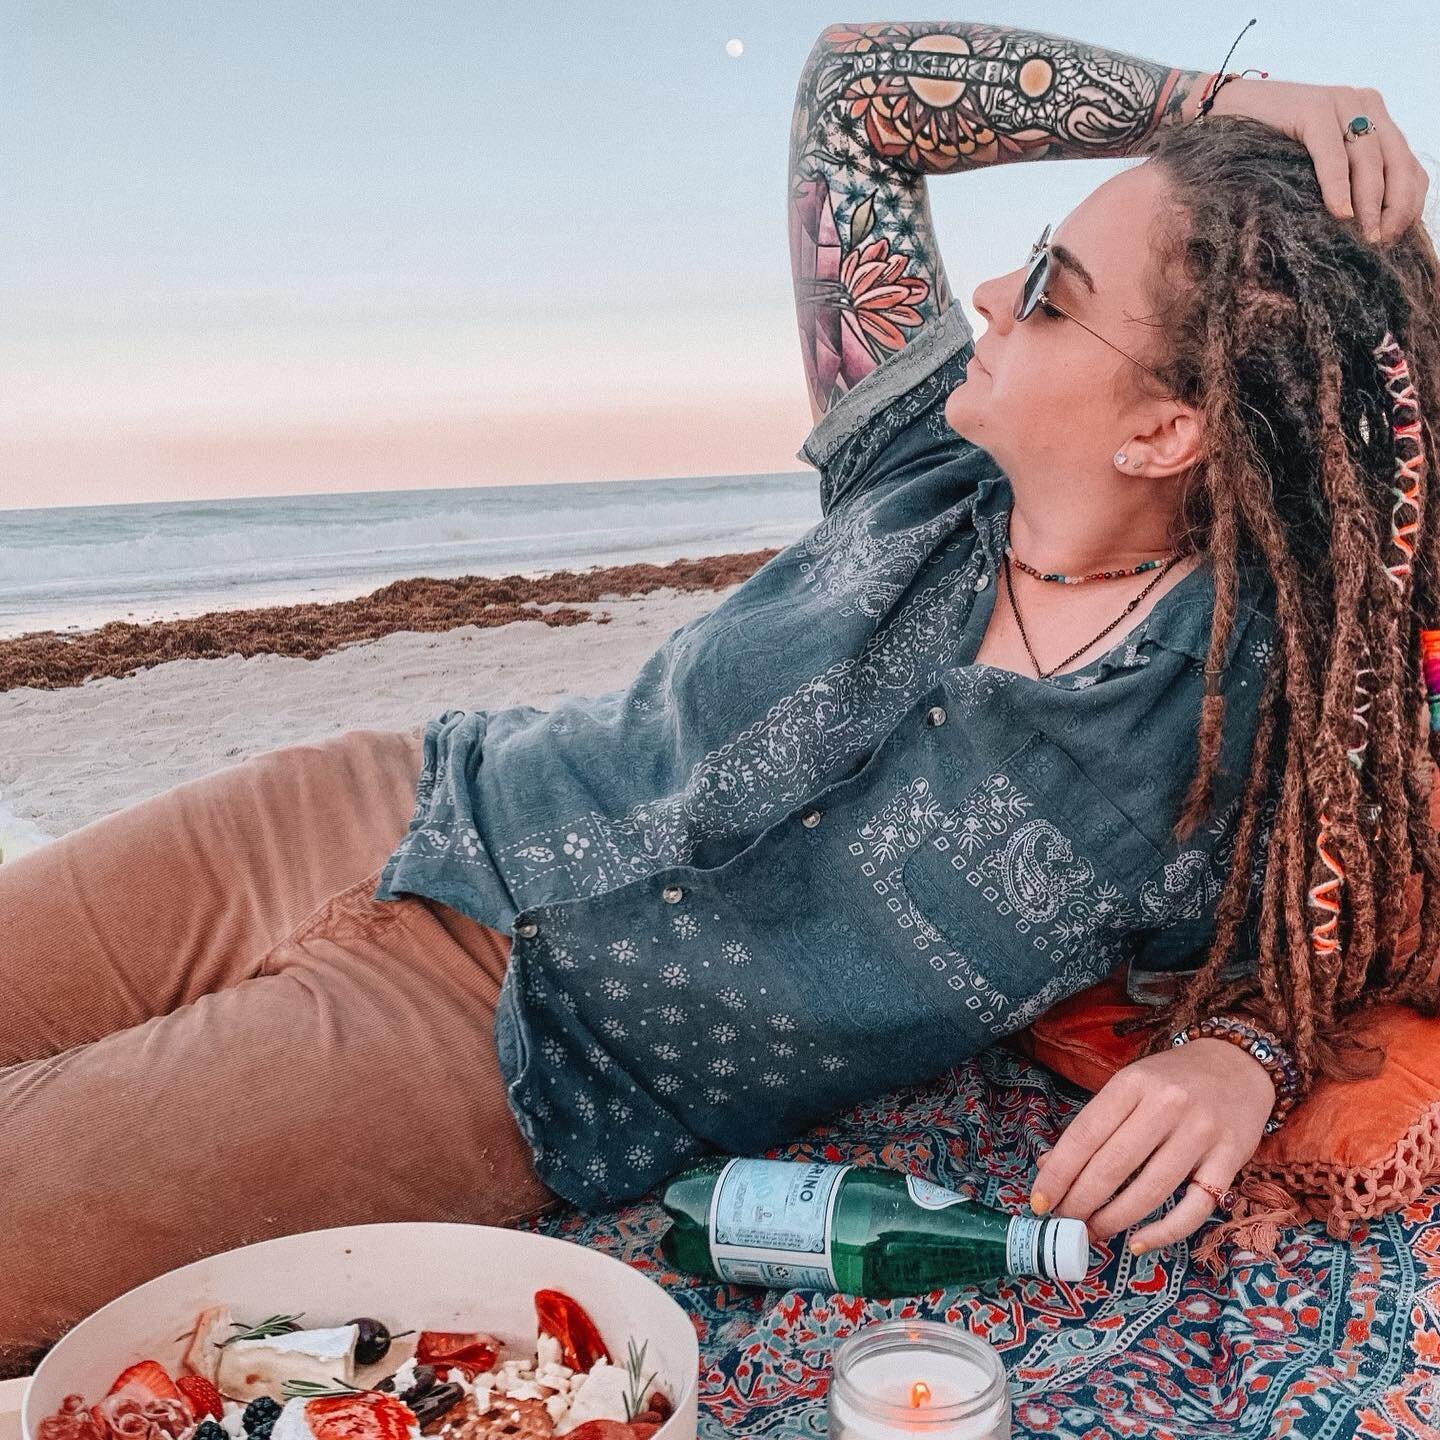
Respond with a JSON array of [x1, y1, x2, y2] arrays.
[[216, 1325, 360, 1401]]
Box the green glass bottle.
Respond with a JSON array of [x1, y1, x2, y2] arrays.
[[659, 1158, 1089, 1296]]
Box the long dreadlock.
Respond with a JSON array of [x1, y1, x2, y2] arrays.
[[1133, 116, 1440, 1089]]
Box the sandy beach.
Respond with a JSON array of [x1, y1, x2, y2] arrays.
[[0, 551, 774, 847]]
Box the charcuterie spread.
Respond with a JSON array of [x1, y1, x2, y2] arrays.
[[39, 1292, 673, 1440]]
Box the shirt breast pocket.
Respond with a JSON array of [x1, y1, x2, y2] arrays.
[[898, 730, 1165, 1034]]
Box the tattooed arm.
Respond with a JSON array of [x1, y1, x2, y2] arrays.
[[789, 22, 1212, 423]]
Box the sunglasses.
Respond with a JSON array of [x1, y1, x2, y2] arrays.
[[1014, 224, 1171, 390]]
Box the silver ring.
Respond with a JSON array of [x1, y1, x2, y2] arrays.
[[1344, 114, 1378, 143]]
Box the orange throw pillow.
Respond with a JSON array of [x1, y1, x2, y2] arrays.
[[1013, 879, 1440, 1246]]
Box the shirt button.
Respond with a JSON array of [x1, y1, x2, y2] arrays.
[[662, 884, 685, 904], [515, 920, 539, 939], [926, 705, 948, 727], [801, 808, 823, 828], [974, 572, 991, 591]]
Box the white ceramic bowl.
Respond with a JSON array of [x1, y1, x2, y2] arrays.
[[22, 1223, 698, 1440]]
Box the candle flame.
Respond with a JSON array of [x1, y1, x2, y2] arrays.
[[909, 1380, 932, 1409]]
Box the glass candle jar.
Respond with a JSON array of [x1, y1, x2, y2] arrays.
[[827, 1319, 1011, 1439]]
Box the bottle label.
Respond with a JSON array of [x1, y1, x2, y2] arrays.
[[904, 1175, 967, 1210], [707, 1158, 851, 1289], [1005, 1213, 1056, 1277]]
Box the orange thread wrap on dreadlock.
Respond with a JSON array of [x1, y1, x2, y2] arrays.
[[1308, 811, 1345, 959]]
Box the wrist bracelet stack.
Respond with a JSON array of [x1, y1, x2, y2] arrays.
[[1169, 1014, 1303, 1134], [1194, 67, 1270, 124]]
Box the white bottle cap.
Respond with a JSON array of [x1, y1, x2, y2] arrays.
[[1045, 1217, 1091, 1281]]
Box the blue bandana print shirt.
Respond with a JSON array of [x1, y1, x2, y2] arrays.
[[373, 304, 1277, 1211]]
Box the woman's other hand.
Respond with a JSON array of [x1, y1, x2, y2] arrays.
[[1207, 77, 1429, 245], [1028, 1037, 1274, 1255]]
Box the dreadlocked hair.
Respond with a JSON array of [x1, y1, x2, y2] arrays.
[[1133, 115, 1440, 1089]]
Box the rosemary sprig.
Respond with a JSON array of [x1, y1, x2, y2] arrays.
[[280, 1378, 366, 1400], [621, 1338, 658, 1422], [218, 1313, 307, 1347]]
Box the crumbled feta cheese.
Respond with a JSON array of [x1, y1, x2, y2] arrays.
[[554, 1361, 631, 1433], [269, 1398, 314, 1440], [218, 1406, 247, 1440], [443, 1369, 466, 1387], [388, 1358, 418, 1396], [536, 1334, 562, 1371], [543, 1393, 569, 1425]]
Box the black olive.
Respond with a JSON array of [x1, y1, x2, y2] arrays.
[[348, 1317, 393, 1367], [399, 1365, 438, 1403], [406, 1383, 464, 1430], [374, 1377, 396, 1393]]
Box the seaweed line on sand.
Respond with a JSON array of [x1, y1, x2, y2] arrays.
[[0, 550, 778, 693]]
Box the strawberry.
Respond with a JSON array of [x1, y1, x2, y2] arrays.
[[175, 1375, 223, 1422], [563, 1425, 646, 1440], [303, 1394, 417, 1440], [104, 1362, 185, 1408]]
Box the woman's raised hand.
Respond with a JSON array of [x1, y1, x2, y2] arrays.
[[1207, 77, 1430, 246], [1027, 1037, 1275, 1255]]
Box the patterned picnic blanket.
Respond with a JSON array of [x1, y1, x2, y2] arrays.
[[519, 1046, 1440, 1438]]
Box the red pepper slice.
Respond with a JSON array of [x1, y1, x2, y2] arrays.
[[413, 1330, 501, 1378], [533, 1289, 610, 1373]]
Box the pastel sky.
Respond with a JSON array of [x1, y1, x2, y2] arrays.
[[4, 1, 1437, 508]]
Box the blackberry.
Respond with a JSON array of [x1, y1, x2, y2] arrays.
[[194, 1424, 227, 1440], [242, 1398, 283, 1436]]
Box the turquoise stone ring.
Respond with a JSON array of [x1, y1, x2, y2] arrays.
[[1345, 114, 1376, 141]]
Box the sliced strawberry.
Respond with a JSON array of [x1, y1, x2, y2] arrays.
[[533, 1290, 609, 1373], [104, 1362, 185, 1408], [413, 1330, 501, 1378], [644, 1389, 672, 1421], [303, 1393, 417, 1440], [175, 1375, 223, 1421]]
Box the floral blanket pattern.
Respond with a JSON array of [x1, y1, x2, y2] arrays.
[[520, 1046, 1440, 1438]]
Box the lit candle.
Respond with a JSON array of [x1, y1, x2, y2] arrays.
[[827, 1319, 1011, 1438]]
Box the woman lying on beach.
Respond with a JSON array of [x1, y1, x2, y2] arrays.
[[3, 19, 1437, 1371]]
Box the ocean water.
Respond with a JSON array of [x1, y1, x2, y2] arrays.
[[0, 472, 822, 639]]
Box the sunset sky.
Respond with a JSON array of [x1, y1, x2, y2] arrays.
[[4, 1, 1437, 508]]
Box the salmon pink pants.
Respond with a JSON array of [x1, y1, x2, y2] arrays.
[[0, 726, 559, 1378]]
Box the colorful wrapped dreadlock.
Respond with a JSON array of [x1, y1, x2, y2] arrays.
[[1308, 331, 1430, 963], [1424, 630, 1440, 732]]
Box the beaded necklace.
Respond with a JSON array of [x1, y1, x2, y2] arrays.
[[1003, 548, 1183, 679], [1004, 544, 1180, 585]]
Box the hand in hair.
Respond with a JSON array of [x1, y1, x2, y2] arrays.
[[1204, 76, 1429, 245], [1026, 1039, 1275, 1254]]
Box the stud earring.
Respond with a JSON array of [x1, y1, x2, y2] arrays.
[[1114, 451, 1128, 466]]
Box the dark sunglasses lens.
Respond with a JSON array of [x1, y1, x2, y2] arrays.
[[1016, 249, 1047, 320]]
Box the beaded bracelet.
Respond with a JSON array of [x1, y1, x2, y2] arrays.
[[1170, 1014, 1303, 1134]]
